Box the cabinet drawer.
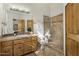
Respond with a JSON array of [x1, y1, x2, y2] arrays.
[[32, 42, 37, 50], [14, 44, 24, 56], [32, 36, 37, 40], [14, 39, 24, 45], [24, 45, 32, 54], [24, 41, 32, 47], [1, 46, 13, 56], [32, 40, 37, 43], [2, 41, 13, 47], [24, 37, 32, 42]]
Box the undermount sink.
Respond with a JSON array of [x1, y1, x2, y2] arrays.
[[15, 34, 31, 38]]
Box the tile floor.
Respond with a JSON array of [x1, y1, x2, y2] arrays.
[[26, 42, 64, 56]]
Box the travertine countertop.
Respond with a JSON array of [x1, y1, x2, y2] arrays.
[[67, 33, 79, 42], [0, 34, 37, 42]]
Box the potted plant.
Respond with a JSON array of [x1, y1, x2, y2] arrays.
[[27, 27, 32, 32]]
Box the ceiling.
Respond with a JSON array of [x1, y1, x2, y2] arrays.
[[8, 3, 64, 9]]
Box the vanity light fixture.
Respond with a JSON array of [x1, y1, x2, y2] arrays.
[[10, 7, 30, 14]]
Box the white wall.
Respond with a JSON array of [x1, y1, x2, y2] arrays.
[[50, 3, 64, 17], [0, 4, 7, 36], [0, 4, 3, 36]]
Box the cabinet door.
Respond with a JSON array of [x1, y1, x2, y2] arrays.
[[14, 39, 24, 45], [66, 3, 79, 56], [66, 38, 78, 56], [24, 44, 32, 54], [0, 42, 1, 54], [14, 44, 24, 56], [2, 41, 12, 48], [1, 46, 13, 56], [24, 38, 32, 47], [31, 37, 37, 51], [23, 38, 32, 54]]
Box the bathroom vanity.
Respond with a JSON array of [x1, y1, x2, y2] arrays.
[[0, 34, 38, 56]]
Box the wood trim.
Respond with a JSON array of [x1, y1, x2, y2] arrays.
[[65, 3, 73, 9], [51, 20, 63, 23], [51, 13, 63, 18]]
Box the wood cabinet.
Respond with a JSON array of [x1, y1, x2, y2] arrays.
[[1, 46, 13, 56], [23, 37, 37, 54], [31, 36, 37, 51], [14, 39, 24, 56], [1, 41, 13, 48], [1, 41, 13, 56], [14, 44, 24, 56], [23, 43, 32, 54], [66, 3, 79, 56], [14, 39, 24, 44], [23, 37, 32, 54], [0, 36, 37, 56]]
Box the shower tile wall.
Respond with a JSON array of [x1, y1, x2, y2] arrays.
[[50, 14, 63, 51], [43, 14, 63, 55]]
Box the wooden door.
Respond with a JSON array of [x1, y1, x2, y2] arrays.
[[73, 4, 79, 34], [65, 3, 79, 56], [66, 4, 79, 34], [27, 20, 33, 32]]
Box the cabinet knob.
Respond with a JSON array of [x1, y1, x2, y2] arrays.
[[19, 47, 21, 49]]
